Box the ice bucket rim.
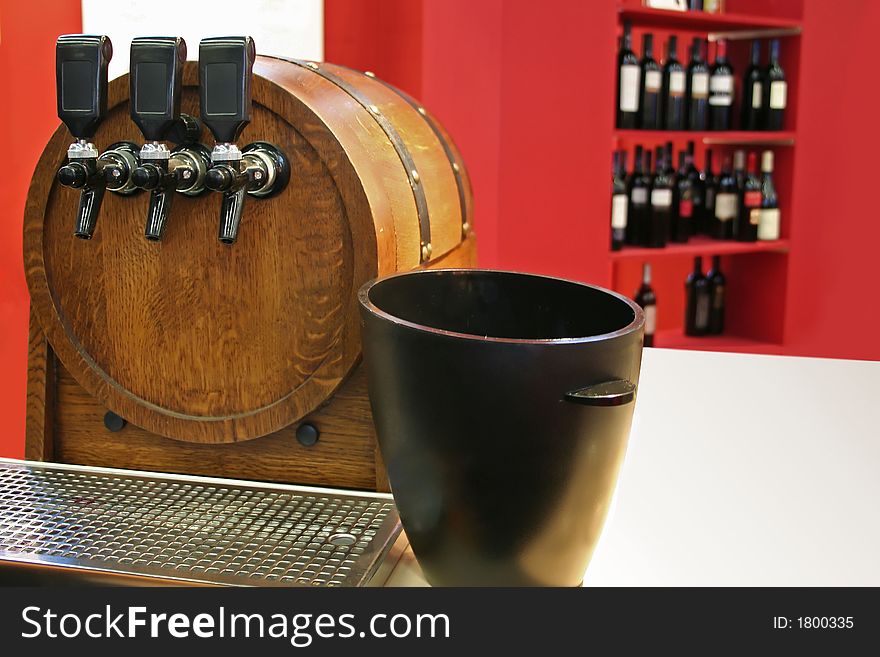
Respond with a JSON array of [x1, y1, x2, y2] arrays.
[[358, 268, 645, 346]]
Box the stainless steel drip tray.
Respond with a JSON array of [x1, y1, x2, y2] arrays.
[[0, 458, 405, 587]]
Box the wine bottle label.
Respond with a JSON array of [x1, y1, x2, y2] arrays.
[[770, 80, 787, 109], [611, 194, 628, 229], [715, 193, 737, 220], [696, 294, 710, 330], [670, 71, 686, 95], [651, 188, 672, 207], [679, 199, 694, 217], [709, 74, 733, 106], [691, 72, 709, 98], [758, 208, 781, 240], [710, 74, 733, 92], [713, 284, 725, 309], [749, 208, 762, 225], [752, 81, 763, 109], [646, 70, 662, 91], [620, 64, 640, 112], [644, 305, 657, 335], [631, 187, 648, 204], [744, 190, 762, 207]]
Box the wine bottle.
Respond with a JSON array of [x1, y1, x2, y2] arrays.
[[685, 256, 711, 336], [634, 263, 657, 348], [736, 151, 761, 241], [733, 149, 746, 190], [741, 40, 763, 131], [640, 149, 654, 246], [702, 148, 717, 236], [661, 35, 686, 130], [686, 140, 705, 235], [706, 255, 726, 335], [765, 39, 787, 130], [758, 150, 781, 240], [627, 145, 649, 246], [672, 151, 693, 243], [664, 141, 675, 176], [649, 149, 672, 248], [686, 38, 709, 131], [617, 22, 640, 129], [639, 34, 662, 129], [713, 155, 737, 240], [708, 39, 734, 130], [611, 150, 628, 250]]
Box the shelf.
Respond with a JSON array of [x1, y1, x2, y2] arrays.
[[619, 6, 802, 37], [614, 130, 796, 146], [653, 329, 784, 355], [611, 237, 789, 261]]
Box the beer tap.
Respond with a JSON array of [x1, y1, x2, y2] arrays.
[[56, 35, 140, 239], [199, 36, 290, 244], [129, 37, 211, 241]]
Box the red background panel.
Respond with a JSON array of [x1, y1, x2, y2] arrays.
[[0, 0, 82, 458]]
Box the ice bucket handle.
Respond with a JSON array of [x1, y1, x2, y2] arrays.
[[564, 379, 636, 407]]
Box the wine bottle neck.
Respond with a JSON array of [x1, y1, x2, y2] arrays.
[[750, 40, 760, 65], [643, 35, 654, 59], [642, 263, 652, 285], [770, 39, 781, 64], [715, 39, 727, 62]]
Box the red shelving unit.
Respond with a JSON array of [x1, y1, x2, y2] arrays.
[[614, 130, 795, 145], [611, 238, 789, 260], [619, 5, 801, 33], [610, 1, 803, 354], [654, 329, 784, 354]]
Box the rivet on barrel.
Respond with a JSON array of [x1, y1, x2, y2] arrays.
[[296, 423, 320, 447], [103, 411, 127, 433], [421, 242, 432, 261], [452, 162, 460, 174], [417, 107, 427, 116], [410, 170, 420, 184], [462, 222, 471, 236], [305, 61, 319, 70], [364, 70, 376, 78], [368, 104, 380, 115]]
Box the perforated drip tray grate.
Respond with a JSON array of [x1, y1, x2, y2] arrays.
[[0, 458, 404, 587]]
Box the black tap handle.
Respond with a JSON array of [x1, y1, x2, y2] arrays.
[[130, 36, 188, 141], [56, 34, 112, 139], [198, 36, 256, 143]]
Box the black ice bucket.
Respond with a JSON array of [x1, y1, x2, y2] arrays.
[[358, 269, 644, 586]]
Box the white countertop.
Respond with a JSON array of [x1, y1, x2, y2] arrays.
[[387, 348, 880, 586]]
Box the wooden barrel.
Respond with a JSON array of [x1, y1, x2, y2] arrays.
[[24, 56, 475, 445]]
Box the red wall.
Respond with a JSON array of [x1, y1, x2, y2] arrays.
[[0, 0, 82, 458], [783, 0, 879, 359]]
